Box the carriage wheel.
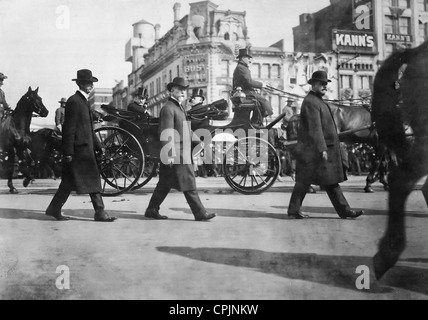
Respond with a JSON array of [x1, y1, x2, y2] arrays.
[[223, 136, 280, 195], [130, 157, 158, 191], [94, 126, 144, 197]]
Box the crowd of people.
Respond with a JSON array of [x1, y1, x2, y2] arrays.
[[1, 48, 367, 222]]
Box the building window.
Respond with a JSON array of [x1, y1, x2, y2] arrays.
[[261, 64, 270, 79], [357, 76, 373, 90], [399, 17, 411, 35], [250, 63, 260, 78], [420, 22, 428, 41], [418, 0, 428, 11], [399, 0, 410, 8], [177, 65, 180, 77], [150, 82, 154, 97], [169, 70, 172, 83], [271, 64, 280, 79], [220, 60, 229, 77], [384, 16, 394, 34], [384, 0, 410, 7], [224, 32, 230, 40], [340, 75, 353, 90]]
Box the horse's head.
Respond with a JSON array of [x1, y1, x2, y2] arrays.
[[24, 87, 49, 118]]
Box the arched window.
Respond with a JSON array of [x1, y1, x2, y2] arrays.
[[224, 32, 230, 40]]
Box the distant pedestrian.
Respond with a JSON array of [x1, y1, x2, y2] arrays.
[[0, 72, 11, 121], [287, 71, 364, 220], [45, 69, 116, 222], [144, 77, 216, 221], [55, 98, 66, 132]]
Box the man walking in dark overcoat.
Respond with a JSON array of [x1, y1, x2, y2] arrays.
[[144, 77, 216, 221], [233, 48, 273, 117], [287, 71, 364, 220], [45, 69, 116, 222]]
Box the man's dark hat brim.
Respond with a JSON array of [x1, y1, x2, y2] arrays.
[[308, 78, 331, 85], [167, 77, 189, 91], [72, 69, 99, 82]]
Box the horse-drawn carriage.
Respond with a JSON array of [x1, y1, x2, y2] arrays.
[[94, 94, 286, 197]]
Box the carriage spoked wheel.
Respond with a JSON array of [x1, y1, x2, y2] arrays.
[[129, 156, 158, 191], [223, 136, 280, 195], [94, 126, 144, 197]]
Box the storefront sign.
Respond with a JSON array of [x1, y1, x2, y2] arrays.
[[183, 54, 208, 85], [333, 29, 376, 53], [385, 33, 412, 43], [353, 0, 373, 31]]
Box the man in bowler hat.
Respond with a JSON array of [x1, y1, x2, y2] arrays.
[[128, 87, 151, 118], [55, 98, 67, 132], [144, 77, 216, 221], [287, 70, 364, 220], [233, 48, 273, 117], [45, 69, 116, 222]]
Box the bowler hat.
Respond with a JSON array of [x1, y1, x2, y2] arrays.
[[237, 48, 252, 59], [167, 77, 189, 92], [72, 69, 98, 82], [191, 88, 205, 101], [308, 70, 331, 85], [0, 72, 7, 80], [58, 98, 67, 104], [134, 87, 148, 98]]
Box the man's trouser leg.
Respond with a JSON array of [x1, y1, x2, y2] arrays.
[[288, 181, 310, 214], [47, 180, 72, 212], [147, 185, 171, 211], [184, 190, 206, 218], [324, 184, 351, 216], [90, 193, 105, 213]]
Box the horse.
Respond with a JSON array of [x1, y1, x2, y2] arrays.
[[0, 87, 49, 193], [371, 41, 428, 280], [28, 128, 62, 179]]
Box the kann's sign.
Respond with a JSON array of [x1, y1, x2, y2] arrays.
[[385, 33, 412, 43], [333, 29, 376, 53]]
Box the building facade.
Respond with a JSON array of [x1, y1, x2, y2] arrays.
[[88, 87, 113, 114], [125, 1, 287, 119]]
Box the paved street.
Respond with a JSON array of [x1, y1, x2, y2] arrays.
[[0, 175, 427, 300]]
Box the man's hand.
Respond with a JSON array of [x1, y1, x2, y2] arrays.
[[64, 155, 73, 163], [321, 151, 328, 161]]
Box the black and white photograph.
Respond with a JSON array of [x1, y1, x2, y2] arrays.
[[1, 0, 428, 302]]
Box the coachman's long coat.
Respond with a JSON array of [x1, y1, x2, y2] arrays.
[[295, 91, 345, 186], [157, 98, 200, 192], [62, 91, 103, 194]]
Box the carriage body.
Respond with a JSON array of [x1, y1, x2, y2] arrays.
[[96, 96, 282, 196]]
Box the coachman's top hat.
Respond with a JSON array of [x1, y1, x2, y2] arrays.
[[72, 69, 98, 82], [167, 77, 189, 92], [237, 48, 252, 59], [308, 70, 331, 85], [134, 87, 148, 98], [58, 98, 67, 104], [0, 72, 8, 80], [190, 88, 205, 101]]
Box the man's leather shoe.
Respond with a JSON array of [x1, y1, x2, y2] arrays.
[[94, 211, 117, 222], [339, 210, 364, 219], [145, 208, 168, 220], [195, 212, 216, 221], [288, 212, 310, 219], [46, 208, 70, 221]]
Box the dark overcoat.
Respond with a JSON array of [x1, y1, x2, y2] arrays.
[[62, 91, 103, 194], [295, 91, 345, 186], [233, 61, 273, 116], [157, 98, 200, 192]]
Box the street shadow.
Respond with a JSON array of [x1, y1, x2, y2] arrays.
[[270, 206, 428, 219], [157, 246, 428, 296], [169, 207, 290, 220], [0, 208, 193, 222]]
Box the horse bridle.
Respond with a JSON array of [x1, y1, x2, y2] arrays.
[[26, 94, 44, 116]]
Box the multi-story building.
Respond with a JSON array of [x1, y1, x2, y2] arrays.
[[112, 80, 130, 110], [125, 1, 287, 119], [88, 87, 113, 114], [293, 0, 381, 101]]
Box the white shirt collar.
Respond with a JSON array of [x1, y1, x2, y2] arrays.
[[78, 89, 89, 100]]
